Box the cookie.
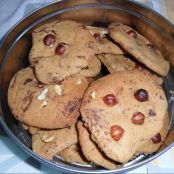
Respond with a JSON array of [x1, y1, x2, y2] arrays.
[[8, 67, 89, 129], [80, 70, 168, 163], [86, 26, 108, 36], [32, 124, 78, 160], [77, 121, 118, 169], [29, 20, 96, 68], [138, 111, 169, 154], [108, 23, 170, 76], [87, 26, 125, 55], [34, 56, 82, 84], [79, 56, 101, 77], [98, 53, 163, 85], [98, 54, 135, 73], [58, 144, 88, 164]]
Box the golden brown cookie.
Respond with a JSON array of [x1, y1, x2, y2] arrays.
[[32, 124, 78, 160], [80, 70, 168, 163], [30, 20, 96, 67], [87, 26, 125, 55], [30, 20, 97, 84], [98, 53, 163, 85], [79, 56, 101, 77], [58, 144, 88, 164], [138, 112, 169, 153], [8, 67, 89, 129], [108, 23, 169, 76], [77, 121, 118, 170], [98, 54, 135, 73]]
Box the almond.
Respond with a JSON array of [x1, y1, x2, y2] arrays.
[[37, 88, 48, 100], [54, 85, 62, 96], [41, 134, 56, 143]]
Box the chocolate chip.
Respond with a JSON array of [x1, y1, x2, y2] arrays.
[[23, 91, 34, 112], [93, 33, 101, 41], [151, 133, 161, 144], [37, 82, 44, 88], [135, 63, 145, 71], [51, 77, 62, 84], [127, 30, 137, 38], [147, 44, 157, 52], [77, 56, 86, 59], [23, 79, 32, 85], [148, 109, 156, 116], [66, 98, 81, 113]]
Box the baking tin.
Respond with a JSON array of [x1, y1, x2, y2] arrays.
[[0, 0, 174, 173]]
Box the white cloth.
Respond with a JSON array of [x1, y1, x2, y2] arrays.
[[0, 0, 56, 39]]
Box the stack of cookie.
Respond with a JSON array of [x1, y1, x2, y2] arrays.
[[8, 20, 170, 170]]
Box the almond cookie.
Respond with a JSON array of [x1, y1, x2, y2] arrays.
[[29, 20, 96, 67], [108, 23, 169, 76], [58, 144, 88, 164], [32, 124, 78, 160], [77, 121, 118, 170], [98, 54, 163, 85], [8, 67, 89, 129], [87, 26, 125, 55], [80, 70, 168, 163], [79, 56, 101, 77]]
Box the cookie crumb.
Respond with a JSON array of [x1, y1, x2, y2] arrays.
[[54, 85, 62, 96], [90, 91, 96, 99], [40, 100, 48, 108], [41, 134, 56, 143], [37, 88, 48, 100]]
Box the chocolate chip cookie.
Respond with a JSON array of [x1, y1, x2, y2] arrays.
[[138, 112, 169, 153], [98, 54, 135, 73], [98, 53, 163, 85], [59, 144, 88, 164], [80, 70, 168, 163], [8, 67, 89, 129], [77, 121, 118, 169], [79, 56, 101, 77], [32, 124, 78, 160], [87, 26, 125, 55], [108, 23, 170, 76], [30, 20, 96, 67]]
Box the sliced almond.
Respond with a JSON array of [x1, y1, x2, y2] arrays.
[[90, 91, 96, 99], [37, 88, 48, 100], [41, 134, 56, 143], [54, 84, 63, 96]]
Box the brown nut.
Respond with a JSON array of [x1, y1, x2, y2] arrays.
[[131, 112, 145, 125], [103, 94, 118, 106], [134, 89, 148, 102], [110, 125, 124, 141]]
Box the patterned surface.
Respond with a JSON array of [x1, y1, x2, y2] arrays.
[[0, 0, 174, 173]]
